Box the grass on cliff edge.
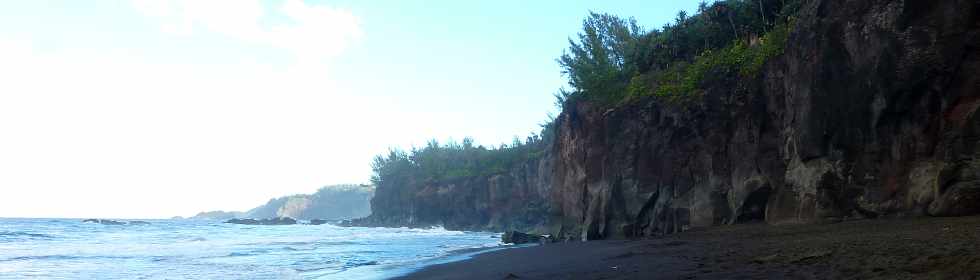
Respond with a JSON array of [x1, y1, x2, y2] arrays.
[[635, 23, 791, 105]]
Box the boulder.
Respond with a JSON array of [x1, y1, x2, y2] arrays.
[[502, 231, 542, 244], [82, 219, 126, 225], [309, 219, 329, 225]]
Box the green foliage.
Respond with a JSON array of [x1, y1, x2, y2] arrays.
[[557, 12, 645, 106], [369, 0, 804, 193], [648, 23, 790, 101], [558, 0, 802, 107], [370, 135, 549, 186], [743, 23, 790, 76]]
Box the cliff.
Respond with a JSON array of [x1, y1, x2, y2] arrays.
[[356, 154, 552, 232], [190, 210, 244, 220], [360, 0, 979, 238], [549, 0, 980, 240], [246, 184, 374, 220]]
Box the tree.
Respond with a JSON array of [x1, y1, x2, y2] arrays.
[[558, 12, 644, 104]]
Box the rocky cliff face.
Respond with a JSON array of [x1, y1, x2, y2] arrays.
[[246, 185, 374, 220], [548, 0, 980, 240], [359, 0, 978, 238], [190, 210, 244, 220], [358, 155, 553, 232]]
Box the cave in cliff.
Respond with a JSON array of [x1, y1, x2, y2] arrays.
[[736, 187, 772, 224]]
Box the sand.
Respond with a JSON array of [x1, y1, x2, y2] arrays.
[[396, 216, 980, 280]]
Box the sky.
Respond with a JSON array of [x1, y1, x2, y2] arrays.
[[0, 0, 700, 218]]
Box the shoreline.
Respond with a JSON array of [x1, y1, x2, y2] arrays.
[[339, 243, 527, 280], [395, 216, 980, 280]]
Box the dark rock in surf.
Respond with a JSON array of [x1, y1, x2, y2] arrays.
[[502, 231, 542, 244], [309, 219, 329, 225], [82, 219, 126, 225], [225, 217, 297, 225]]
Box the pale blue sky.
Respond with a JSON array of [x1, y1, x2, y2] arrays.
[[0, 0, 700, 218]]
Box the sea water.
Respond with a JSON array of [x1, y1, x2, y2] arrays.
[[0, 218, 502, 279]]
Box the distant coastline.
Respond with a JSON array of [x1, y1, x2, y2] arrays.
[[190, 184, 374, 221]]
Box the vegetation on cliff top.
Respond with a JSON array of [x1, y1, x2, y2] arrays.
[[557, 0, 801, 108], [370, 135, 549, 186], [370, 0, 801, 189]]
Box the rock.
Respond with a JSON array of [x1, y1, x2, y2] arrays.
[[82, 219, 126, 225], [243, 185, 374, 221], [352, 0, 980, 240], [501, 231, 542, 245], [309, 219, 329, 225], [225, 218, 257, 225], [350, 154, 552, 232], [128, 221, 151, 225], [790, 250, 833, 264], [752, 254, 780, 264], [928, 182, 980, 216], [546, 0, 980, 240], [225, 217, 297, 225], [191, 211, 244, 220]]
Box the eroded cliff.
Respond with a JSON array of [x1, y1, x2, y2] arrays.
[[357, 154, 552, 232], [245, 184, 374, 220], [549, 0, 980, 240], [360, 0, 979, 239]]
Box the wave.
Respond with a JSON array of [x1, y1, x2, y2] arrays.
[[0, 255, 82, 262], [342, 260, 379, 269], [0, 255, 133, 263], [240, 240, 314, 246], [0, 231, 57, 239], [268, 241, 313, 246], [0, 231, 59, 243], [282, 246, 317, 252], [294, 266, 335, 273], [317, 241, 357, 246], [226, 249, 270, 257], [0, 219, 500, 279], [390, 226, 466, 235]]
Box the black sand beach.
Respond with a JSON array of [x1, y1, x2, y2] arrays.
[[397, 216, 980, 280]]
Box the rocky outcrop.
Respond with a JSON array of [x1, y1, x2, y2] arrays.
[[82, 219, 150, 225], [82, 219, 126, 225], [355, 154, 553, 232], [225, 217, 297, 225], [193, 185, 373, 222], [501, 231, 544, 244], [357, 0, 979, 240], [190, 211, 244, 220], [245, 185, 374, 220], [548, 0, 980, 240]]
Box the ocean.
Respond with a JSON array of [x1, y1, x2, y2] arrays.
[[0, 218, 502, 279]]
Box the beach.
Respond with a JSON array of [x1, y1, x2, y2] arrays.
[[398, 216, 980, 280]]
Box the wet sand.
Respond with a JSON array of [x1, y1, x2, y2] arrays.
[[396, 216, 980, 280]]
